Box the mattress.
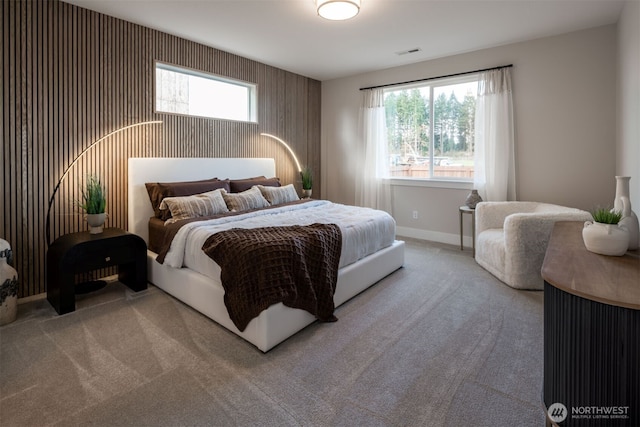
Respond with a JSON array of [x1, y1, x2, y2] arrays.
[[160, 199, 396, 281]]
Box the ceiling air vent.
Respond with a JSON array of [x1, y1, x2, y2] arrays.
[[396, 48, 422, 56]]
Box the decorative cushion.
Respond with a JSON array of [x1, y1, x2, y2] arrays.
[[160, 189, 229, 223], [146, 178, 230, 220], [221, 187, 270, 212], [229, 176, 280, 193], [258, 184, 299, 206]]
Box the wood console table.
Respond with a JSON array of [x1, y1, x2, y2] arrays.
[[541, 221, 639, 426]]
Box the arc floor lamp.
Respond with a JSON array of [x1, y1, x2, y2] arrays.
[[260, 133, 303, 173], [45, 120, 163, 247]]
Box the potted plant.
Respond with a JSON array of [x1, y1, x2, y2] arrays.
[[301, 166, 313, 198], [582, 207, 629, 256], [79, 174, 107, 234]]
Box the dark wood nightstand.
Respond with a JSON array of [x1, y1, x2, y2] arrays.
[[47, 228, 147, 314]]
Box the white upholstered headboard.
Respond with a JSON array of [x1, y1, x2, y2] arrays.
[[128, 157, 276, 244]]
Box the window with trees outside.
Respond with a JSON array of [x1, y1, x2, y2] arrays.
[[384, 75, 478, 181], [155, 62, 257, 122]]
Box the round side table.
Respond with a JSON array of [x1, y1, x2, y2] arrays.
[[459, 206, 475, 257]]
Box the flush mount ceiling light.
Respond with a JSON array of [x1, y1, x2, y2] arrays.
[[316, 0, 361, 21]]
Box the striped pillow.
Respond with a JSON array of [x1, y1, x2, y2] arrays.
[[221, 186, 270, 212], [258, 184, 299, 205], [160, 189, 229, 223]]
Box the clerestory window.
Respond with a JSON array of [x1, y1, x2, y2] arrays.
[[155, 62, 257, 123]]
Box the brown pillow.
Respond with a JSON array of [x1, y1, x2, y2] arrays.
[[146, 178, 231, 220], [229, 176, 280, 193]]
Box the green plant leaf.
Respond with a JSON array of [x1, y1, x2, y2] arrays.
[[590, 207, 622, 224], [300, 166, 313, 190], [79, 175, 107, 214]]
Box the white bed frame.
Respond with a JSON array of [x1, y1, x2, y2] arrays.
[[128, 157, 405, 352]]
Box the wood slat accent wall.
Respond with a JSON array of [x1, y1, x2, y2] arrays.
[[2, 0, 322, 298]]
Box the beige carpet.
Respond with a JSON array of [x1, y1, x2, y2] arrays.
[[0, 239, 545, 426]]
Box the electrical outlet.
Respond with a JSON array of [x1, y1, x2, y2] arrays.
[[412, 210, 418, 219]]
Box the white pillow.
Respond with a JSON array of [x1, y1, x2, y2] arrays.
[[257, 184, 299, 205], [160, 189, 228, 223], [221, 186, 270, 212]]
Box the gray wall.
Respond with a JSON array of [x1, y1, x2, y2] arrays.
[[617, 0, 640, 212], [321, 25, 618, 246]]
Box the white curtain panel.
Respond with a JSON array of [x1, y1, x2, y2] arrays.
[[474, 68, 516, 201], [356, 89, 391, 213]]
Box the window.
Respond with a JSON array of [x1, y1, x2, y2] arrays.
[[384, 75, 478, 181], [155, 62, 257, 122]]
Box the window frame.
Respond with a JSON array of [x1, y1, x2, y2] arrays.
[[154, 61, 258, 123], [384, 73, 479, 186]]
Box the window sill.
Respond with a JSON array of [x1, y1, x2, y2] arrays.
[[387, 177, 473, 190]]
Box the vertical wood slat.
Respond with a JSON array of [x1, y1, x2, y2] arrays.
[[544, 283, 640, 426], [2, 0, 321, 298]]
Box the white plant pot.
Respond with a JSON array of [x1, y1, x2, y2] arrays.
[[86, 213, 107, 234], [302, 189, 312, 199], [0, 239, 18, 326], [582, 221, 629, 256]]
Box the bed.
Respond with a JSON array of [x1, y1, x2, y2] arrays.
[[128, 157, 405, 352]]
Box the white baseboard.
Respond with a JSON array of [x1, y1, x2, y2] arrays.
[[396, 226, 474, 248]]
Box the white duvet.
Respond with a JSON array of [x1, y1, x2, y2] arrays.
[[162, 200, 396, 281]]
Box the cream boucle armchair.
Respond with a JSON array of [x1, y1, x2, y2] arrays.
[[475, 201, 592, 290]]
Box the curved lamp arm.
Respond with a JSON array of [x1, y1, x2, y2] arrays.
[[260, 133, 302, 173], [46, 120, 163, 247]]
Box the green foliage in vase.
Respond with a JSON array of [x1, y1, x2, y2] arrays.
[[79, 175, 106, 214], [301, 166, 313, 190], [590, 207, 622, 224]]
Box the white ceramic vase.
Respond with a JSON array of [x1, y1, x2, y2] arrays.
[[0, 238, 18, 326], [86, 213, 107, 234], [613, 176, 639, 250], [302, 189, 312, 199], [582, 221, 630, 256]]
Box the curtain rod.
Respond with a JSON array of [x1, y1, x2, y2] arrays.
[[359, 64, 513, 91]]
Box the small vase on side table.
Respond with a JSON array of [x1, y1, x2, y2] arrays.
[[465, 189, 483, 209], [613, 176, 639, 250]]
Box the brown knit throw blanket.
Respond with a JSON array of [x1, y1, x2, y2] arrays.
[[202, 223, 343, 332]]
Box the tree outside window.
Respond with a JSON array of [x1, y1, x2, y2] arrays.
[[384, 76, 477, 180]]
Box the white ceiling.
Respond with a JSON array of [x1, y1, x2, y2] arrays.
[[63, 0, 625, 81]]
